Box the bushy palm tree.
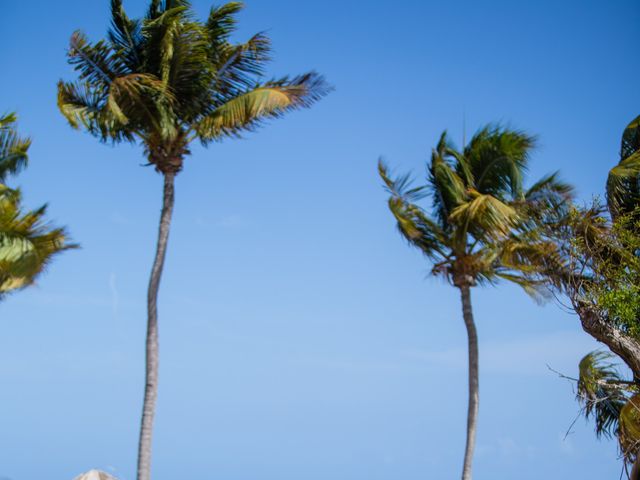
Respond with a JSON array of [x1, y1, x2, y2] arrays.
[[57, 2, 330, 479], [379, 125, 572, 480], [0, 113, 73, 296]]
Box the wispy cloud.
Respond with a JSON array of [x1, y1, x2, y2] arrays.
[[110, 211, 131, 225], [403, 330, 600, 376], [109, 272, 119, 320], [195, 214, 246, 229], [477, 436, 537, 460]]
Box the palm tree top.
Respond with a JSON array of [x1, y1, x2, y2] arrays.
[[379, 124, 573, 292], [58, 0, 332, 174]]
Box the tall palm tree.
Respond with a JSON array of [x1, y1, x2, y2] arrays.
[[0, 113, 73, 295], [379, 125, 572, 480], [57, 2, 330, 479]]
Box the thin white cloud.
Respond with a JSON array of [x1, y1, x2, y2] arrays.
[[109, 272, 119, 320], [404, 330, 602, 376]]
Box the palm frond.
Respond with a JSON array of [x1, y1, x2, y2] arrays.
[[0, 186, 77, 295], [0, 113, 30, 182], [108, 0, 143, 69], [68, 31, 126, 88], [577, 351, 629, 439], [466, 124, 536, 200], [195, 72, 331, 142]]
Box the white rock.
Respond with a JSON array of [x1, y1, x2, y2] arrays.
[[73, 470, 118, 480]]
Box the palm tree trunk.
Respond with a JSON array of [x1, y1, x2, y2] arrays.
[[631, 454, 640, 480], [137, 172, 175, 480], [459, 284, 479, 480]]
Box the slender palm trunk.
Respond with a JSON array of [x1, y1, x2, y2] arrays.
[[137, 172, 175, 480], [459, 284, 479, 480]]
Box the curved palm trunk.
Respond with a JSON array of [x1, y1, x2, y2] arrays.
[[137, 172, 175, 480], [459, 284, 479, 480], [631, 454, 640, 480]]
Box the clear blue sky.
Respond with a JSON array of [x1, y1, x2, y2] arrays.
[[0, 1, 638, 479]]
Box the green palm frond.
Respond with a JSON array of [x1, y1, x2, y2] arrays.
[[577, 351, 629, 440], [378, 161, 447, 260], [0, 185, 77, 295], [0, 113, 30, 182], [607, 151, 640, 219], [607, 115, 640, 219], [68, 31, 126, 88], [466, 125, 536, 199], [621, 115, 640, 161], [429, 147, 467, 223], [108, 0, 143, 69], [206, 2, 244, 45]]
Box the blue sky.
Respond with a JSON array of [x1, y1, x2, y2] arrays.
[[0, 0, 638, 479]]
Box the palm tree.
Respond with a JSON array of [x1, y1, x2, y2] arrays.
[[379, 125, 572, 480], [0, 113, 73, 296], [57, 2, 331, 479]]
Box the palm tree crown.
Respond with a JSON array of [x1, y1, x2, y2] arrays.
[[58, 0, 331, 173], [379, 125, 572, 291]]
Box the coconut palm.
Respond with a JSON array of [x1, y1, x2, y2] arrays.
[[57, 2, 330, 479], [0, 113, 73, 296], [379, 125, 572, 480]]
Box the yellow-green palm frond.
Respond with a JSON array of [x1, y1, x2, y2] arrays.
[[378, 160, 448, 261], [195, 73, 332, 143], [0, 186, 77, 296], [449, 189, 518, 242]]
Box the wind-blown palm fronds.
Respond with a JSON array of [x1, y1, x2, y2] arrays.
[[58, 3, 330, 480], [379, 125, 573, 480], [608, 115, 640, 219]]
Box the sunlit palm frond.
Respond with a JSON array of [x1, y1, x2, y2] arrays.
[[195, 72, 331, 142], [465, 125, 536, 200], [449, 189, 518, 242], [0, 186, 76, 295]]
